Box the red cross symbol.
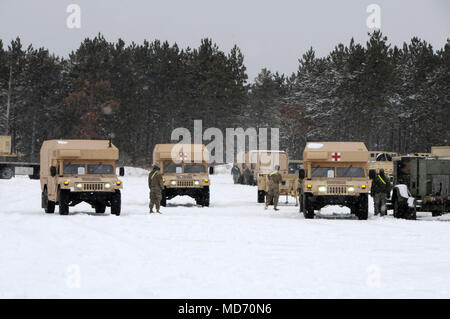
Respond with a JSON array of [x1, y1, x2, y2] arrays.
[[179, 152, 188, 160], [331, 152, 341, 161]]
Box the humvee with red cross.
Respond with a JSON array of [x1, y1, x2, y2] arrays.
[[298, 142, 373, 220]]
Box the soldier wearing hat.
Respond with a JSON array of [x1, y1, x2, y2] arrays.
[[148, 162, 164, 214]]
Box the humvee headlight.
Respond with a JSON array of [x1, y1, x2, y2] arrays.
[[104, 183, 111, 189], [318, 186, 327, 193], [75, 183, 83, 189], [116, 181, 121, 185], [361, 184, 366, 189], [204, 178, 209, 182], [194, 180, 200, 186], [347, 186, 355, 192], [170, 180, 177, 186], [64, 181, 69, 185], [307, 184, 312, 189]]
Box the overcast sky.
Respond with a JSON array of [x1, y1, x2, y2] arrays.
[[0, 0, 449, 80]]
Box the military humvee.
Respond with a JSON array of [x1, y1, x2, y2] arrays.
[[153, 144, 211, 207], [254, 151, 298, 205], [298, 142, 372, 220], [40, 140, 124, 215], [288, 159, 303, 174]]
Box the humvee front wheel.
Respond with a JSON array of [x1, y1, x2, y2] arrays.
[[301, 194, 315, 219], [59, 189, 70, 215], [95, 204, 106, 214], [42, 188, 55, 214], [160, 190, 167, 207], [257, 190, 265, 203], [111, 190, 121, 216], [356, 194, 368, 220]]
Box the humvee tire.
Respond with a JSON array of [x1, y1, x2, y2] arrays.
[[42, 188, 55, 214], [111, 190, 121, 216], [203, 188, 210, 207], [257, 190, 265, 203], [302, 194, 315, 219], [95, 204, 106, 214], [160, 190, 167, 207], [0, 167, 14, 179], [59, 189, 70, 215], [356, 194, 368, 220]]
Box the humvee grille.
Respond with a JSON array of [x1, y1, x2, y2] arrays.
[[177, 180, 194, 187], [83, 183, 104, 191], [327, 185, 346, 194]]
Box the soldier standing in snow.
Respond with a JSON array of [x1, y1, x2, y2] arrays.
[[148, 163, 164, 214], [243, 164, 252, 185], [231, 163, 240, 184], [265, 165, 282, 211], [371, 168, 391, 216]]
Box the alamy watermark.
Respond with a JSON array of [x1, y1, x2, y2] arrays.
[[366, 4, 381, 29], [66, 4, 81, 29]]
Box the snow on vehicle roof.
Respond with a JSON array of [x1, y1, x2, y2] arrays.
[[307, 143, 324, 149]]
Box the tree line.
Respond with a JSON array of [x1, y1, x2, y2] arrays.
[[0, 32, 448, 165]]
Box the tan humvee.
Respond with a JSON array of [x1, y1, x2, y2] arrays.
[[367, 151, 398, 181], [153, 144, 211, 207], [40, 140, 124, 215], [288, 159, 303, 174], [299, 142, 372, 219], [253, 150, 299, 205]]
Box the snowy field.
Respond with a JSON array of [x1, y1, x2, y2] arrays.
[[1, 166, 449, 298]]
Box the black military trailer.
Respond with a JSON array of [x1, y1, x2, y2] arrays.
[[390, 156, 450, 219]]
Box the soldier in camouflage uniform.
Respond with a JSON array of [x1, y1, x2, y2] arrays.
[[243, 164, 252, 185], [149, 163, 164, 214], [265, 165, 282, 211]]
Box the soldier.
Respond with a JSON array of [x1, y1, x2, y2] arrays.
[[148, 163, 164, 214], [231, 163, 240, 184], [243, 164, 252, 185], [265, 165, 282, 211], [371, 168, 391, 216]]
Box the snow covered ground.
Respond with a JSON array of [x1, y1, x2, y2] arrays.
[[0, 167, 449, 298]]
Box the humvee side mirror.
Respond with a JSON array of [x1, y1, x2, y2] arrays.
[[119, 167, 125, 177], [50, 166, 57, 177], [369, 169, 376, 180], [209, 166, 214, 175], [299, 169, 305, 180]]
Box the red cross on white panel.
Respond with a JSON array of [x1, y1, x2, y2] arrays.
[[331, 152, 341, 161]]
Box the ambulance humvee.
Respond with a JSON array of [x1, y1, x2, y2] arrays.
[[153, 144, 211, 207], [299, 142, 372, 220], [40, 140, 124, 215], [254, 151, 298, 205]]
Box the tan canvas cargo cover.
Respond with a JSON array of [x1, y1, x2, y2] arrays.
[[431, 146, 450, 158], [41, 140, 119, 160], [303, 142, 368, 162], [153, 144, 210, 163], [0, 135, 12, 154]]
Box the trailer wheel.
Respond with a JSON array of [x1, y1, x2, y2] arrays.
[[432, 210, 442, 217], [43, 188, 55, 214], [59, 189, 70, 215], [0, 167, 14, 179], [111, 190, 121, 216]]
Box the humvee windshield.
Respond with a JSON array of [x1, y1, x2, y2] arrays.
[[311, 166, 365, 178], [288, 163, 302, 174], [184, 164, 206, 173], [164, 163, 182, 173], [87, 164, 114, 174], [336, 167, 365, 177], [64, 163, 114, 175], [311, 167, 334, 177]]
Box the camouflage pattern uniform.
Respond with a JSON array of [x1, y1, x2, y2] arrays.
[[243, 165, 252, 185], [371, 169, 391, 216], [231, 164, 240, 184], [265, 169, 282, 210], [149, 165, 164, 213]]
